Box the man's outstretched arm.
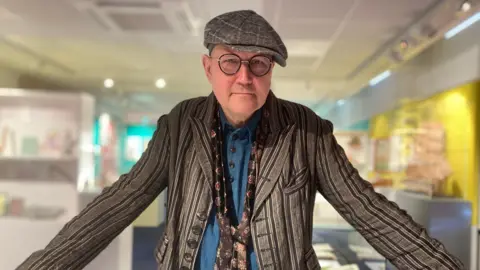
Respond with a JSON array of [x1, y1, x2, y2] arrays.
[[313, 118, 464, 270], [17, 115, 171, 270]]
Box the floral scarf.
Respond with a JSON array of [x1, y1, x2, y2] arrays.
[[211, 105, 269, 270]]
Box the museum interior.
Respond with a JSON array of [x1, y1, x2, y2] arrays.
[[0, 0, 480, 269]]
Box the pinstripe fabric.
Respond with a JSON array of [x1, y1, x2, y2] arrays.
[[17, 92, 464, 270]]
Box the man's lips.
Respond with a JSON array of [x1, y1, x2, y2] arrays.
[[231, 93, 255, 96]]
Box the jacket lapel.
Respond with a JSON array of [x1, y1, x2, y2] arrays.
[[189, 93, 217, 191], [253, 124, 295, 217], [253, 92, 294, 217]]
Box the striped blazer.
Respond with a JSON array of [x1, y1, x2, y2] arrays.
[[18, 92, 463, 270]]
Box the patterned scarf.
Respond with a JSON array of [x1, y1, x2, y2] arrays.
[[211, 105, 269, 270]]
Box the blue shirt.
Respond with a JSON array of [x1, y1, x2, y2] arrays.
[[195, 109, 261, 270]]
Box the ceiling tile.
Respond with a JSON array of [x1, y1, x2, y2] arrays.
[[280, 0, 355, 21], [278, 20, 338, 40]]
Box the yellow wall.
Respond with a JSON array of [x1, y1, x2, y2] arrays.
[[370, 81, 480, 224]]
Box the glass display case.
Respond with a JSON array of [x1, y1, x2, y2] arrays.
[[0, 88, 95, 269], [0, 88, 133, 270], [313, 194, 388, 270]]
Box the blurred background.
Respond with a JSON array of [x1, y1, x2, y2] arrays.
[[0, 0, 479, 269]]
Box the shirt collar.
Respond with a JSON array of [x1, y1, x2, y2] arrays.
[[219, 108, 262, 140]]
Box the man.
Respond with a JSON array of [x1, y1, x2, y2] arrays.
[[18, 10, 463, 270]]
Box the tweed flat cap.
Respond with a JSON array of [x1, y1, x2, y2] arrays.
[[204, 10, 288, 67]]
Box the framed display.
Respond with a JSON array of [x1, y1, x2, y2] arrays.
[[334, 131, 369, 179], [373, 138, 389, 172]]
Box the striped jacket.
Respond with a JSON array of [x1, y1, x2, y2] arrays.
[[18, 92, 463, 270]]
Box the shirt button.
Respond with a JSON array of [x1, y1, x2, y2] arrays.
[[229, 177, 234, 182], [229, 162, 235, 169], [230, 147, 236, 153]]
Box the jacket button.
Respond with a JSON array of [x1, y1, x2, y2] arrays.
[[191, 225, 202, 235], [196, 212, 207, 221], [184, 253, 193, 262], [187, 239, 198, 249]]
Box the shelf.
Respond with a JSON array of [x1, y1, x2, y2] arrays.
[[0, 157, 78, 183], [0, 156, 77, 162]]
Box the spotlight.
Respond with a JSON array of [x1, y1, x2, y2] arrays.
[[155, 78, 166, 89], [461, 1, 472, 12], [104, 78, 114, 88]]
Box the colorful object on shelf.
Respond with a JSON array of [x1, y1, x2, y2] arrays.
[[371, 178, 393, 188], [21, 136, 39, 156], [8, 197, 24, 216], [403, 121, 452, 196], [0, 126, 17, 156], [0, 193, 7, 216], [0, 191, 67, 220]]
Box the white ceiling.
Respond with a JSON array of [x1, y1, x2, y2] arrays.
[[0, 0, 476, 116]]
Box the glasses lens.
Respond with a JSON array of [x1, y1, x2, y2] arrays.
[[249, 56, 271, 76], [219, 54, 241, 75]]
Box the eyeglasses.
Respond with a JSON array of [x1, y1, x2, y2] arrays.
[[212, 54, 273, 77]]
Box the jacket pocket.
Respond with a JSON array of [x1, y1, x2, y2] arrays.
[[283, 167, 309, 195], [154, 234, 169, 265], [304, 246, 321, 270]]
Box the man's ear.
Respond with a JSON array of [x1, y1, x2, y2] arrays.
[[202, 54, 213, 83]]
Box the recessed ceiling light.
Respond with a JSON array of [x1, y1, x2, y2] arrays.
[[155, 78, 166, 89], [461, 1, 471, 12], [104, 78, 114, 88]]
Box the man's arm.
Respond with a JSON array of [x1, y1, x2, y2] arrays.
[[17, 115, 171, 270], [314, 118, 464, 270]]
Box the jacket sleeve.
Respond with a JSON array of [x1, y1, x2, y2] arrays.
[[17, 115, 171, 270], [314, 118, 464, 270]]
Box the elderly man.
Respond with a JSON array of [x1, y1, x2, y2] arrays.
[[19, 10, 462, 270]]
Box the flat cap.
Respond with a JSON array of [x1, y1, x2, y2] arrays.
[[203, 10, 288, 67]]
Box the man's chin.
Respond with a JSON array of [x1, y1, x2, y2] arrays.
[[227, 107, 257, 120]]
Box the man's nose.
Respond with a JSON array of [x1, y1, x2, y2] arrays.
[[236, 63, 253, 83]]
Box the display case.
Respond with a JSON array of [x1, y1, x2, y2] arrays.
[[385, 189, 472, 269], [313, 193, 388, 269], [0, 88, 131, 270]]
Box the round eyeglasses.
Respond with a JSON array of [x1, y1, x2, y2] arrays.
[[213, 54, 273, 77]]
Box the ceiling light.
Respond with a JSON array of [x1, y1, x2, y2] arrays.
[[461, 1, 472, 12], [445, 11, 480, 39], [399, 40, 409, 50], [369, 70, 391, 87], [155, 78, 166, 89], [104, 78, 114, 88]]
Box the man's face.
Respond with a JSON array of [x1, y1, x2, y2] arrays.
[[202, 45, 274, 122]]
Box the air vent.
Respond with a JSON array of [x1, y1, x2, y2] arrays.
[[97, 0, 161, 9], [108, 13, 172, 31]]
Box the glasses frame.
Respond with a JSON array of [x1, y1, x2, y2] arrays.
[[211, 53, 273, 77]]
